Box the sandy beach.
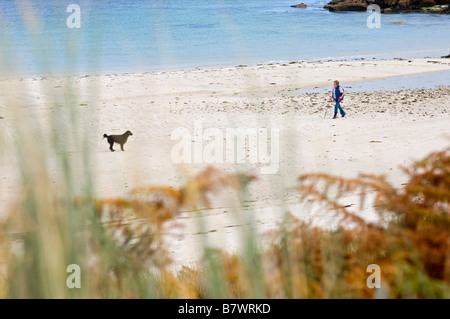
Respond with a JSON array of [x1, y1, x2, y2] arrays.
[[1, 57, 449, 269]]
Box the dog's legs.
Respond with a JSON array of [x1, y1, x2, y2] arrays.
[[120, 143, 124, 151], [109, 141, 115, 152]]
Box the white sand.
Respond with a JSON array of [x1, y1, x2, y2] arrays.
[[0, 58, 449, 268]]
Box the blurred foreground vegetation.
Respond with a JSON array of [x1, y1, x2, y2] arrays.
[[0, 143, 449, 298]]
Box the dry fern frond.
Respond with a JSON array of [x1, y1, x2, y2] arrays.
[[297, 173, 394, 226], [294, 147, 450, 292], [181, 166, 256, 209], [89, 167, 257, 270]]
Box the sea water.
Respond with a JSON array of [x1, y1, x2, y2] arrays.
[[1, 0, 449, 77], [296, 69, 450, 93]]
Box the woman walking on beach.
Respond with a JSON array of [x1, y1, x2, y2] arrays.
[[330, 80, 346, 119]]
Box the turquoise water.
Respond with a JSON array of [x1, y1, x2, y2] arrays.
[[1, 0, 449, 77], [345, 69, 450, 91], [297, 69, 450, 93]]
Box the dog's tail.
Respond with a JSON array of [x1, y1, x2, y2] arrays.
[[103, 134, 108, 139]]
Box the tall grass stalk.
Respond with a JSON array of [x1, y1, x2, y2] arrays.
[[0, 2, 449, 299]]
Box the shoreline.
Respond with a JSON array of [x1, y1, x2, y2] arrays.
[[1, 58, 448, 96], [1, 49, 449, 81]]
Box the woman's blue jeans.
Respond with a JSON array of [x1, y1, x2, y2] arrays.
[[334, 101, 346, 116]]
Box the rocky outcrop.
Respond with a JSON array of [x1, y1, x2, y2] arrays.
[[324, 0, 449, 13], [291, 3, 308, 8], [324, 0, 368, 11]]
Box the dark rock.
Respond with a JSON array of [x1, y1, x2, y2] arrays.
[[397, 0, 412, 9], [441, 53, 450, 58], [291, 3, 307, 8], [324, 0, 450, 13], [420, 0, 439, 6], [324, 1, 368, 11]]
